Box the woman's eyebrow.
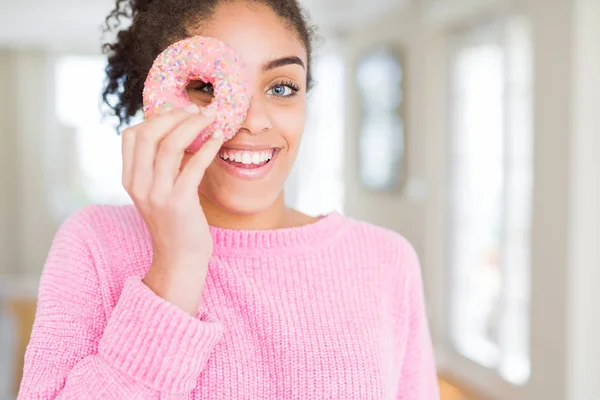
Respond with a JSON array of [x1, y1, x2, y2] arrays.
[[262, 56, 305, 71]]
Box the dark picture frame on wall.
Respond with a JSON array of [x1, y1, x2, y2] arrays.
[[355, 45, 406, 192]]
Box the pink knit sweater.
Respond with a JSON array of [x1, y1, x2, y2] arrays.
[[18, 204, 439, 399]]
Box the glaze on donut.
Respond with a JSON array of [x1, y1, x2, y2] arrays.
[[142, 36, 251, 152]]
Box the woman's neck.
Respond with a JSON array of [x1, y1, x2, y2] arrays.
[[199, 192, 317, 230]]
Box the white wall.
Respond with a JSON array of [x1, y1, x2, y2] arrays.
[[566, 0, 600, 399], [0, 49, 60, 288], [0, 49, 20, 277], [525, 0, 573, 397], [340, 4, 429, 264]]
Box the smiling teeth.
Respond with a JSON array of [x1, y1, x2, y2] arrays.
[[219, 149, 274, 165]]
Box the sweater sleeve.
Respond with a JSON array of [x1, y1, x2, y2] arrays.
[[396, 242, 440, 400], [17, 208, 224, 399]]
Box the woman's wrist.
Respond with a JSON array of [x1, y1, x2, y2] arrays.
[[143, 262, 208, 316]]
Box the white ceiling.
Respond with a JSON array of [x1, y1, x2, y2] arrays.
[[0, 0, 408, 53], [302, 0, 408, 28]]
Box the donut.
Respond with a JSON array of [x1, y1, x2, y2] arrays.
[[142, 36, 251, 152]]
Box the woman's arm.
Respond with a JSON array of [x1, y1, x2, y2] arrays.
[[396, 242, 440, 400], [17, 209, 224, 399]]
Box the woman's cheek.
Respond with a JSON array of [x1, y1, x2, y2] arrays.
[[271, 100, 306, 147]]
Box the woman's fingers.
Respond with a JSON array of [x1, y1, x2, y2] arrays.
[[121, 127, 136, 189], [174, 132, 224, 197], [141, 105, 201, 137], [128, 106, 202, 200], [152, 112, 217, 197]]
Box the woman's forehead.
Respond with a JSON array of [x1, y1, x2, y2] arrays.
[[192, 2, 307, 71]]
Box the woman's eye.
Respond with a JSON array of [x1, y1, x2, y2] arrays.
[[190, 82, 214, 95], [267, 84, 298, 97]]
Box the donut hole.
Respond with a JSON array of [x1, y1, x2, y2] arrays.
[[186, 79, 215, 108]]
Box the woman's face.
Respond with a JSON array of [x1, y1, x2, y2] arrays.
[[184, 1, 308, 215]]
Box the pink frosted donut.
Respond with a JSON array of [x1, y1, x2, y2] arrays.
[[142, 36, 251, 152]]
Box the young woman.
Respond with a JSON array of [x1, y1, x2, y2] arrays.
[[18, 0, 439, 398]]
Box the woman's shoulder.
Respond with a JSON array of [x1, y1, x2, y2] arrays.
[[60, 203, 148, 243], [70, 202, 149, 241], [341, 215, 417, 255], [66, 203, 144, 230], [338, 215, 421, 275], [55, 203, 152, 273], [39, 204, 152, 311]]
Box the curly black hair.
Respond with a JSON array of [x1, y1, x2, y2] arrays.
[[101, 0, 316, 131]]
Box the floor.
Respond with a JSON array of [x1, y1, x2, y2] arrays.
[[440, 378, 479, 400]]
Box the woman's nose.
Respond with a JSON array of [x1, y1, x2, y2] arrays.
[[240, 95, 273, 135]]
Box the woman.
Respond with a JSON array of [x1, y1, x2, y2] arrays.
[[18, 0, 439, 398]]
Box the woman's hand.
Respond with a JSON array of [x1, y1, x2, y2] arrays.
[[121, 105, 222, 315]]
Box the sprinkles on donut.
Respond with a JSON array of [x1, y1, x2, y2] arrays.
[[142, 35, 252, 152]]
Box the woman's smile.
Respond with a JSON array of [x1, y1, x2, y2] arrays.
[[216, 145, 282, 180]]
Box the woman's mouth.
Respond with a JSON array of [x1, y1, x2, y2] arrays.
[[218, 148, 275, 168], [216, 147, 281, 180]]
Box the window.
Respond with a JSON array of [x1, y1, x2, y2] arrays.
[[52, 56, 132, 221], [447, 16, 533, 385], [286, 49, 345, 215], [356, 47, 405, 191]]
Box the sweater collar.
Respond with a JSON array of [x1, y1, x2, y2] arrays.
[[209, 212, 348, 256]]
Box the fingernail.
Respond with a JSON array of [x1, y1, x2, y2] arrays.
[[161, 105, 173, 114], [185, 104, 200, 113], [211, 129, 223, 140], [201, 106, 216, 117]]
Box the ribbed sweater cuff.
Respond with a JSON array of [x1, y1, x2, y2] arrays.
[[98, 276, 224, 393]]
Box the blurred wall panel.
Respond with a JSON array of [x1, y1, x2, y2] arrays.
[[0, 49, 20, 277]]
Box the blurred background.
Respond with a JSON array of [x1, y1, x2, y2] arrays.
[[0, 0, 599, 399]]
